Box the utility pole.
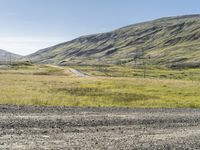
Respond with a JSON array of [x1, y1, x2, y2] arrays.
[[143, 58, 146, 78], [134, 56, 137, 68], [9, 54, 12, 65], [143, 55, 151, 78], [132, 51, 150, 78], [98, 57, 101, 71]]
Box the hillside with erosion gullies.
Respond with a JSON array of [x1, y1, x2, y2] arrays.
[[28, 15, 200, 69]]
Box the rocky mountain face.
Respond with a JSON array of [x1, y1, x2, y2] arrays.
[[28, 15, 200, 68]]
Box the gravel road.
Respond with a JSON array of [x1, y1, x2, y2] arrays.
[[0, 105, 200, 149]]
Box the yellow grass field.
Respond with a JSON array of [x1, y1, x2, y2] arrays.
[[0, 64, 200, 108]]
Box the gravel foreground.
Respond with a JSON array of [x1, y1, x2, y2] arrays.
[[0, 105, 200, 149]]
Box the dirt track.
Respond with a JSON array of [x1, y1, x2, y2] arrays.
[[0, 105, 200, 149]]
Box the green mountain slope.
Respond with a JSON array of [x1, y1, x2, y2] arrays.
[[28, 14, 200, 68]]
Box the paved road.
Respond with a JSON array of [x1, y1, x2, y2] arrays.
[[46, 64, 89, 77], [69, 68, 89, 77], [0, 105, 200, 149]]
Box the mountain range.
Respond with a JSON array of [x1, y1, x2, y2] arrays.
[[0, 49, 21, 61], [3, 14, 200, 68]]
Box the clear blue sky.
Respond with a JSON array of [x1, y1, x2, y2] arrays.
[[0, 0, 200, 55]]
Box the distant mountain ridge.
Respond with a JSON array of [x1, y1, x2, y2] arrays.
[[0, 49, 21, 61], [28, 14, 200, 68]]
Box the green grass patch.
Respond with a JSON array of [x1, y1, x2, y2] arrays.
[[72, 65, 200, 81]]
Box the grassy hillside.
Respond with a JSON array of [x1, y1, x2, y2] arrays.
[[28, 15, 200, 68]]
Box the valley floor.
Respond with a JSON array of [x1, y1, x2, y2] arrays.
[[0, 105, 200, 149], [0, 64, 200, 108]]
